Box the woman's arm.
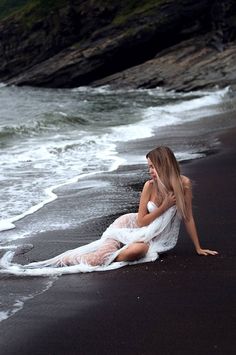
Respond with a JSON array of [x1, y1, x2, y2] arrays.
[[137, 180, 176, 227], [183, 177, 218, 256]]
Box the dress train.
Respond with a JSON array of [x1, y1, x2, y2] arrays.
[[0, 204, 181, 276]]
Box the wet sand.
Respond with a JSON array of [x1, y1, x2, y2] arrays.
[[0, 126, 236, 354]]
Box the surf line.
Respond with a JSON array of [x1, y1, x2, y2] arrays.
[[0, 147, 126, 233]]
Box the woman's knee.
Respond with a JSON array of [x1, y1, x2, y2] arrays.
[[116, 242, 148, 262], [131, 243, 148, 257]]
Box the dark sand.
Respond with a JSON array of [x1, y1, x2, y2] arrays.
[[0, 127, 236, 355]]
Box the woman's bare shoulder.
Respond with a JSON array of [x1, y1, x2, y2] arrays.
[[142, 180, 155, 192], [181, 175, 192, 189]]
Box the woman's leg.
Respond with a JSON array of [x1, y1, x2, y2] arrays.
[[115, 242, 149, 262], [59, 239, 121, 267], [58, 241, 148, 266]]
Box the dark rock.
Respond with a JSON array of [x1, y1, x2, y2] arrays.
[[0, 0, 236, 91], [92, 35, 236, 91]]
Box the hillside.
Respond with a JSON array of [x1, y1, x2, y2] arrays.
[[0, 0, 236, 91]]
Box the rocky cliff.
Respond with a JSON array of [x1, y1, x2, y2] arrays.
[[0, 0, 236, 91]]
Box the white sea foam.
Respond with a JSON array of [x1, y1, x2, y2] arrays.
[[0, 138, 123, 233], [161, 87, 229, 114], [142, 87, 230, 130], [111, 87, 229, 144], [0, 300, 25, 322], [0, 188, 57, 232], [175, 151, 206, 161], [0, 245, 18, 250], [0, 125, 124, 232], [0, 276, 56, 323], [0, 172, 89, 232]]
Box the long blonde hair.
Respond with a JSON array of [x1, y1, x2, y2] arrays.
[[146, 146, 188, 220]]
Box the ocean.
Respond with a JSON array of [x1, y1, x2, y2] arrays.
[[0, 83, 235, 322]]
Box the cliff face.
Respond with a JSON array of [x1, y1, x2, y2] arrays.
[[0, 0, 236, 91]]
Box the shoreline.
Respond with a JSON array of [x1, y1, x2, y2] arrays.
[[0, 85, 234, 239], [0, 122, 235, 353]]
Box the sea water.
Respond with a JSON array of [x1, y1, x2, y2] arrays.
[[0, 83, 235, 322]]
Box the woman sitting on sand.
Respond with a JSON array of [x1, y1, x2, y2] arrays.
[[0, 146, 217, 275]]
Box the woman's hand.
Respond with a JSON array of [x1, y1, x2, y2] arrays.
[[162, 192, 176, 211], [196, 248, 218, 256]]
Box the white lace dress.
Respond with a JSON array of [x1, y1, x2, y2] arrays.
[[0, 202, 181, 276]]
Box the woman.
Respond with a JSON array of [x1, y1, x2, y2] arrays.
[[115, 145, 218, 262], [0, 146, 217, 275]]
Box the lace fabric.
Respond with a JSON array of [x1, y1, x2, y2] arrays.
[[0, 203, 181, 276]]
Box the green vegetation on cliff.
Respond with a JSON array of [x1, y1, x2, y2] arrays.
[[0, 0, 68, 21], [0, 0, 235, 90], [0, 0, 30, 19], [0, 0, 169, 39], [112, 0, 165, 25], [0, 0, 166, 24]]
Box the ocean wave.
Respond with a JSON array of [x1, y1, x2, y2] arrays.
[[2, 85, 227, 142], [71, 84, 230, 98], [0, 115, 92, 141], [42, 112, 91, 127], [0, 167, 113, 233], [110, 87, 230, 143], [0, 124, 36, 139]]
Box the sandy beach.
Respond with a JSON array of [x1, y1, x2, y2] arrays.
[[0, 120, 236, 354]]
